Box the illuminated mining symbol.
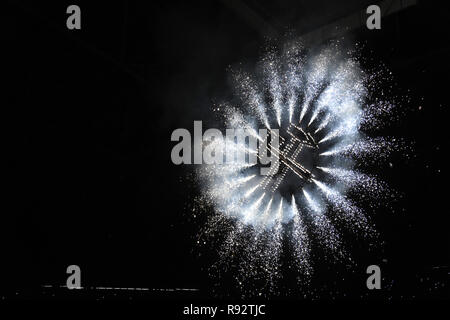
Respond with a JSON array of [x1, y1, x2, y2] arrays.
[[260, 123, 319, 195]]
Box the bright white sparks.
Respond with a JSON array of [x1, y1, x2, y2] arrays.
[[194, 42, 405, 295]]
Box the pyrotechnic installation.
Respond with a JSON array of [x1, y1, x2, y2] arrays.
[[192, 42, 407, 296]]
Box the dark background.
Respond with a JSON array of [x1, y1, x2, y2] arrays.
[[3, 0, 448, 304]]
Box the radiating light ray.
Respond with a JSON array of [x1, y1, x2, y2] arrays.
[[319, 117, 359, 144], [302, 189, 323, 215], [245, 184, 260, 198], [317, 166, 389, 198], [312, 178, 371, 233], [314, 113, 331, 134], [308, 100, 327, 126], [225, 174, 257, 188], [291, 195, 300, 217], [291, 195, 311, 275], [276, 198, 283, 222], [225, 109, 265, 142], [243, 193, 266, 223], [299, 100, 310, 124], [319, 137, 401, 159], [269, 79, 282, 127], [233, 71, 271, 129], [303, 190, 343, 256], [288, 96, 295, 123], [260, 197, 274, 222], [308, 109, 320, 126]]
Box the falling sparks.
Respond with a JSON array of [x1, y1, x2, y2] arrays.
[[193, 42, 407, 297]]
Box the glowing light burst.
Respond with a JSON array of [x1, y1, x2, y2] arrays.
[[194, 43, 406, 296]]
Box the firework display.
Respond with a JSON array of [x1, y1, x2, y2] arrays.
[[194, 43, 408, 295]]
